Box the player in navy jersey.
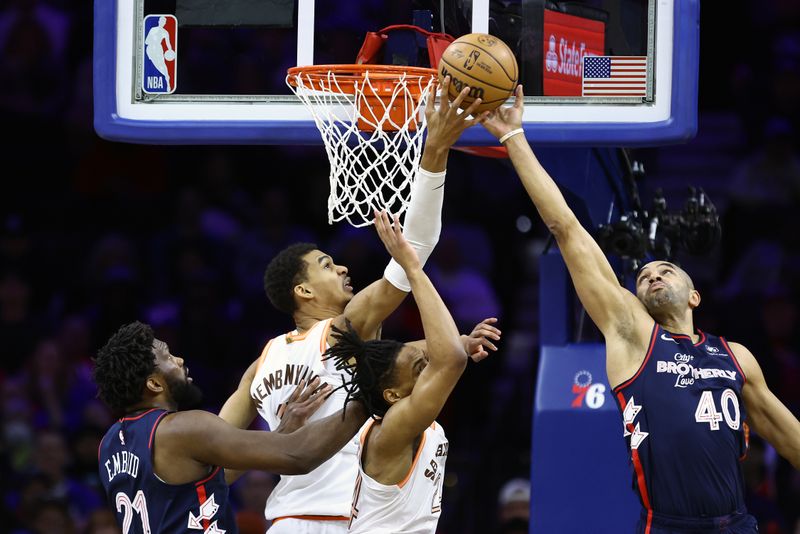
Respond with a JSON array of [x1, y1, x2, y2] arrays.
[[481, 88, 800, 533], [93, 321, 367, 534]]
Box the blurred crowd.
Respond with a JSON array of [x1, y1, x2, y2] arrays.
[[1, 0, 799, 533]]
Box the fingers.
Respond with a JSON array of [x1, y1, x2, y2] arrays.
[[392, 213, 402, 237], [306, 383, 332, 411], [480, 339, 499, 352], [469, 110, 492, 126], [450, 85, 472, 113], [470, 350, 489, 362], [373, 210, 402, 246], [285, 378, 307, 404], [427, 76, 448, 120], [473, 318, 501, 338], [461, 95, 483, 119], [373, 209, 389, 239], [513, 84, 524, 109]]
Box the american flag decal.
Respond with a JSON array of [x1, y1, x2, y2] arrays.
[[582, 56, 647, 97]]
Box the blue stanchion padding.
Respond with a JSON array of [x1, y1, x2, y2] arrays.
[[531, 343, 640, 533]]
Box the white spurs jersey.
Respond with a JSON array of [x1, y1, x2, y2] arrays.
[[249, 318, 360, 521], [349, 420, 448, 534]]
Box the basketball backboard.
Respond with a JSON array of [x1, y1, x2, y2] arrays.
[[94, 0, 699, 146]]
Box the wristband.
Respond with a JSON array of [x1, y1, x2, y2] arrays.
[[498, 128, 524, 144]]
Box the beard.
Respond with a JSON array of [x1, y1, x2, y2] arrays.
[[643, 286, 683, 317], [166, 374, 204, 411]]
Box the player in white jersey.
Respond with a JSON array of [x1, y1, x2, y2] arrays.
[[219, 80, 493, 533], [324, 211, 501, 534]]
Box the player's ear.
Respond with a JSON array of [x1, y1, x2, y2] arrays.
[[688, 289, 701, 309], [382, 386, 407, 406], [294, 283, 313, 302], [145, 374, 165, 395]]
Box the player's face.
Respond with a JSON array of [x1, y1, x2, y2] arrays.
[[384, 345, 428, 403], [635, 261, 692, 314], [299, 250, 354, 309], [152, 339, 203, 410]]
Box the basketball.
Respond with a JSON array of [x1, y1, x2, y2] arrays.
[[164, 50, 176, 61], [437, 33, 518, 113]]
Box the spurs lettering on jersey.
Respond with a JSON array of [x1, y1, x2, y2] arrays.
[[250, 319, 359, 520], [251, 363, 319, 410], [429, 441, 448, 513]]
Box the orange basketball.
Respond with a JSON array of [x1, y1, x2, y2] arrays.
[[437, 33, 518, 113]]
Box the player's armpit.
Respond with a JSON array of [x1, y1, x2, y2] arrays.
[[733, 342, 800, 469]]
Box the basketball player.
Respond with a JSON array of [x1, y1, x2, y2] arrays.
[[218, 79, 492, 533], [94, 321, 368, 534], [323, 210, 499, 533], [482, 87, 800, 533]]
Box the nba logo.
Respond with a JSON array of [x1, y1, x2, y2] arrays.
[[142, 14, 177, 94]]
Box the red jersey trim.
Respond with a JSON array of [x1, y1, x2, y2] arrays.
[[719, 337, 747, 385], [148, 411, 170, 449], [119, 408, 159, 422]]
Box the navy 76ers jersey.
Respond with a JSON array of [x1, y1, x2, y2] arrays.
[[98, 409, 237, 534], [613, 324, 749, 518]]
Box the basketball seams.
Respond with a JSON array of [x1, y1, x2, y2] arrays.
[[449, 41, 517, 83], [440, 58, 516, 93], [437, 33, 518, 112], [454, 41, 519, 87]]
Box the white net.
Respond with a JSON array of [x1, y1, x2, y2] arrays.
[[287, 67, 437, 227]]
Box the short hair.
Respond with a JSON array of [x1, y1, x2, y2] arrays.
[[323, 322, 405, 419], [263, 243, 317, 315], [93, 321, 156, 417]]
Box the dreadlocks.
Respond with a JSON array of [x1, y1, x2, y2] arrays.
[[323, 322, 404, 419], [93, 321, 156, 418]]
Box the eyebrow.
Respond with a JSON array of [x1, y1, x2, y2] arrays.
[[636, 262, 674, 283], [317, 255, 331, 265]]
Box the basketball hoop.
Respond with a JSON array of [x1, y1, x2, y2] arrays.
[[287, 65, 437, 227]]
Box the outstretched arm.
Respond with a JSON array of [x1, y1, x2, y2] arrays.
[[340, 79, 488, 341], [223, 377, 331, 484], [481, 87, 649, 342], [732, 342, 800, 469], [370, 211, 467, 451], [163, 401, 368, 476]]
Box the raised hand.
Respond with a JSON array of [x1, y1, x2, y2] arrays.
[[373, 210, 421, 273], [424, 76, 491, 150], [462, 317, 502, 362], [274, 377, 332, 434], [482, 84, 524, 141]]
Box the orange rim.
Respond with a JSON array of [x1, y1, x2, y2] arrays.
[[287, 64, 437, 95]]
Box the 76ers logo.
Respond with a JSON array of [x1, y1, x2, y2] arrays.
[[571, 370, 606, 409], [143, 14, 178, 94]]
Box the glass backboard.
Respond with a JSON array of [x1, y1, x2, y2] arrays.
[[94, 0, 699, 146]]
